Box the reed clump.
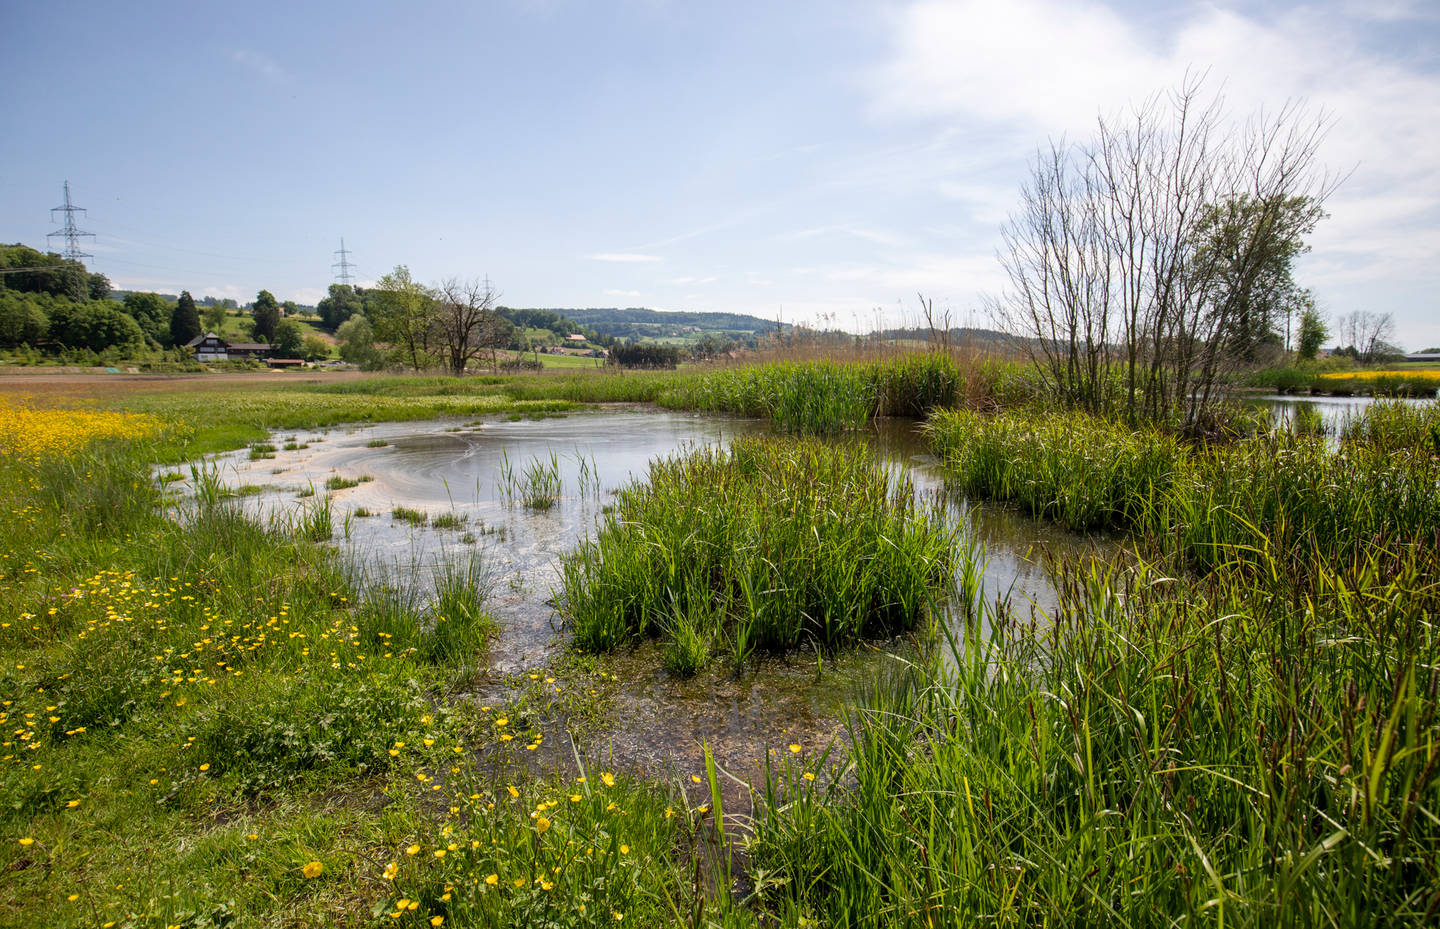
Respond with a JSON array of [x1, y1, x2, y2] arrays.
[[660, 353, 969, 434], [925, 408, 1183, 531], [751, 539, 1440, 927], [559, 436, 954, 672]]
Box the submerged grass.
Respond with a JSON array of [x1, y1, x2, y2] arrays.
[[559, 436, 954, 671]]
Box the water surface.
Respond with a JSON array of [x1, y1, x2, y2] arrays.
[[195, 409, 1119, 787]]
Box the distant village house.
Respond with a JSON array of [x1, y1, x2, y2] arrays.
[[184, 333, 296, 366]]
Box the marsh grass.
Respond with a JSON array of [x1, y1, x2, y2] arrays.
[[500, 450, 563, 509], [928, 402, 1440, 581], [431, 512, 467, 530], [926, 408, 1182, 531], [750, 539, 1440, 928], [659, 354, 968, 434], [392, 506, 428, 527], [560, 436, 954, 671]]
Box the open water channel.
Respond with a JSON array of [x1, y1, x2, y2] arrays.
[[186, 409, 1114, 787]]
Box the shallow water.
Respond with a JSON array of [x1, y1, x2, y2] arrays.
[[1245, 393, 1431, 434], [190, 409, 1119, 787]]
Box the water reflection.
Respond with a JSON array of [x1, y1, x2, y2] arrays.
[[192, 410, 1123, 786], [1245, 393, 1429, 435]]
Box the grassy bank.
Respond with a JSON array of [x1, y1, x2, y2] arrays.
[[560, 436, 954, 675], [927, 401, 1440, 576], [748, 400, 1440, 927], [1247, 365, 1440, 398], [657, 354, 1034, 434], [0, 404, 727, 928], [751, 542, 1440, 927]]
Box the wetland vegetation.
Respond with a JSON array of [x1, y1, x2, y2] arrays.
[[2, 361, 1438, 927]]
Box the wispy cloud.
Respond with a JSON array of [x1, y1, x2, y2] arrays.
[[604, 288, 643, 297], [864, 0, 1440, 343], [586, 253, 662, 263], [229, 49, 288, 83], [785, 225, 908, 247]]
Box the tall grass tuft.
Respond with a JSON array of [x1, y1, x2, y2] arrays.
[[560, 436, 954, 669], [660, 353, 968, 434], [751, 541, 1440, 927], [926, 408, 1182, 531]]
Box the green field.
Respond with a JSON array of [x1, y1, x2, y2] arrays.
[[2, 361, 1437, 927]]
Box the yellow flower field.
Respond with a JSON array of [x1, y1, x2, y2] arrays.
[[1318, 369, 1440, 383], [0, 398, 165, 461]]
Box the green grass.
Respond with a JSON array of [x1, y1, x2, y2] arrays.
[[0, 434, 511, 926], [658, 355, 968, 434], [559, 436, 954, 671], [430, 512, 466, 530], [927, 402, 1440, 578], [752, 544, 1440, 926], [746, 401, 1440, 927], [392, 506, 428, 527], [925, 408, 1183, 531]]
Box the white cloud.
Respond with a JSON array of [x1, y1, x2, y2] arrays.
[[229, 49, 288, 83], [670, 276, 718, 285], [586, 253, 661, 263], [199, 284, 250, 303], [865, 0, 1440, 341], [604, 289, 643, 297]]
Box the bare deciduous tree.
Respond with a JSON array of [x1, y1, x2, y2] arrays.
[[435, 276, 513, 376], [1334, 310, 1396, 363], [990, 77, 1338, 428]]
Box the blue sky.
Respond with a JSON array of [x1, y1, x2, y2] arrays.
[[3, 0, 1437, 347]]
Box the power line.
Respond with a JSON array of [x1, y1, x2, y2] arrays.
[[332, 237, 355, 285], [47, 180, 94, 262]]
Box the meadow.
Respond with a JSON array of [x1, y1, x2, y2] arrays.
[[2, 360, 1437, 927]]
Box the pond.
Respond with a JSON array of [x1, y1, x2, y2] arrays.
[[1244, 392, 1432, 433], [188, 409, 1118, 785]]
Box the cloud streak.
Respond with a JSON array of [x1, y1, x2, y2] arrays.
[[586, 253, 662, 263]]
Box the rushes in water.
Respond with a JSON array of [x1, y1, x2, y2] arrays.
[[499, 450, 562, 509], [560, 436, 954, 672], [750, 539, 1440, 927], [659, 354, 966, 434], [521, 453, 562, 509]]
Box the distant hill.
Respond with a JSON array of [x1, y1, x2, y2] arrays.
[[532, 307, 789, 343]]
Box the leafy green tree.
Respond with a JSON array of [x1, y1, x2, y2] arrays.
[[302, 334, 331, 361], [372, 265, 438, 370], [87, 273, 111, 301], [336, 315, 383, 369], [123, 292, 173, 346], [203, 301, 228, 333], [48, 301, 144, 353], [317, 284, 364, 329], [0, 292, 50, 348], [251, 290, 281, 343], [0, 244, 87, 299], [1192, 195, 1323, 362], [272, 319, 305, 357], [170, 291, 202, 347], [1296, 307, 1329, 360]]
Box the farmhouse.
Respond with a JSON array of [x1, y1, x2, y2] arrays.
[[184, 333, 274, 362]]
